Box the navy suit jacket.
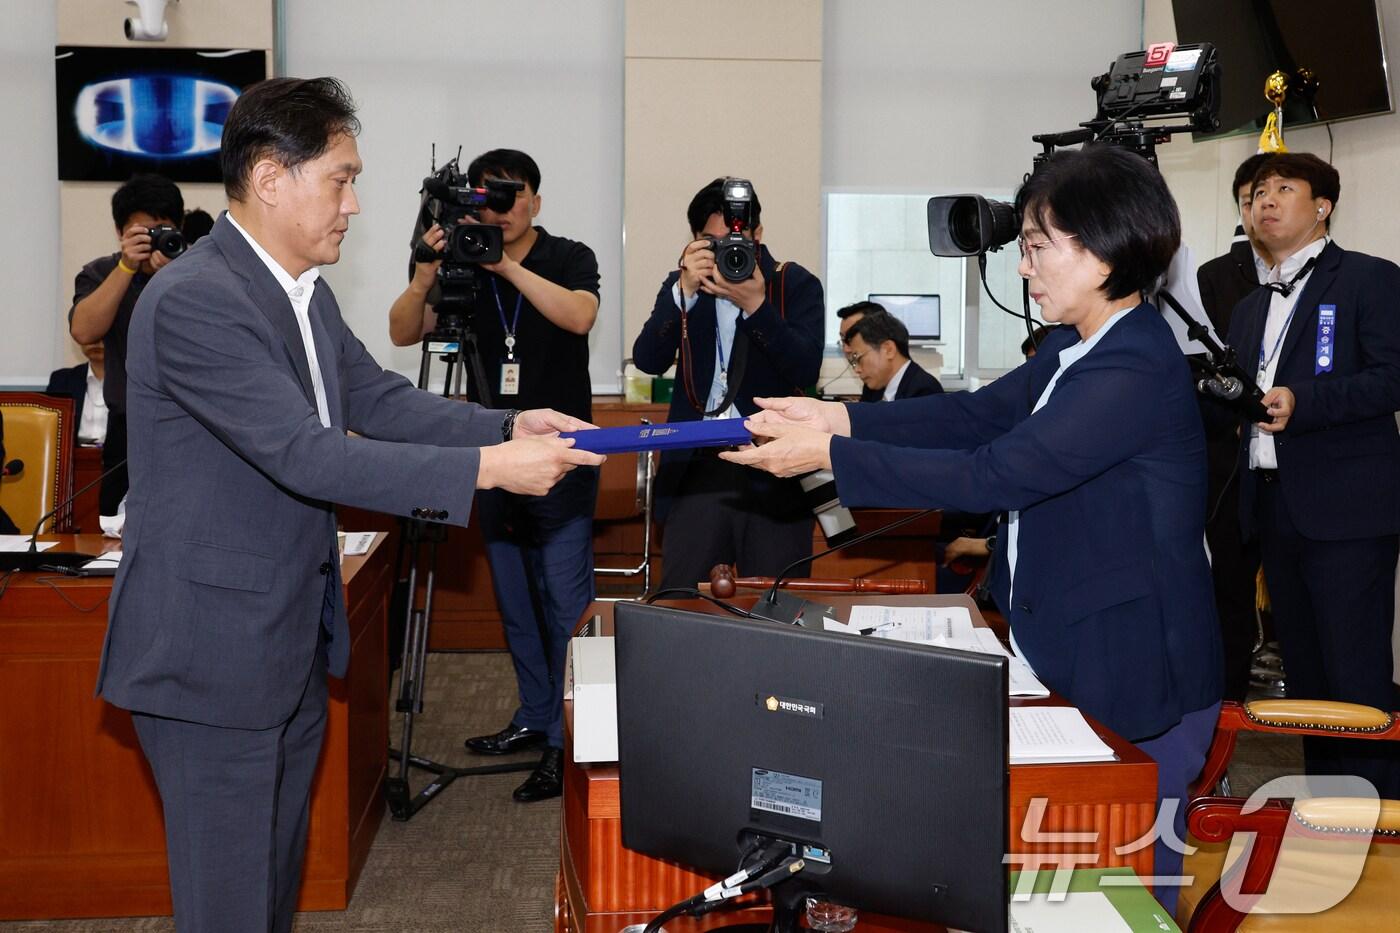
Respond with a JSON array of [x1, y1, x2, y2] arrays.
[[632, 245, 824, 520], [1227, 241, 1400, 541], [859, 358, 944, 403], [96, 216, 507, 730], [830, 304, 1222, 740], [45, 363, 90, 437]]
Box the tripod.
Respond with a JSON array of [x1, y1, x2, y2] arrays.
[[385, 269, 535, 821]]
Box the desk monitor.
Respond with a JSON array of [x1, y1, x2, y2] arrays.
[[869, 293, 941, 341], [615, 602, 1009, 932]]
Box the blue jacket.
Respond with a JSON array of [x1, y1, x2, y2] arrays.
[[632, 245, 824, 521], [1226, 241, 1400, 541], [830, 304, 1222, 740]]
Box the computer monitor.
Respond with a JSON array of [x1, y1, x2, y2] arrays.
[[868, 293, 941, 341], [615, 602, 1009, 932]]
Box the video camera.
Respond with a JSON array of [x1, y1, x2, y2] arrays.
[[708, 177, 759, 282], [926, 42, 1220, 258], [414, 156, 523, 266]]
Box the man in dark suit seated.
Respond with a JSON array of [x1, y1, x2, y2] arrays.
[[842, 308, 943, 402], [45, 341, 108, 446], [1229, 152, 1400, 797]]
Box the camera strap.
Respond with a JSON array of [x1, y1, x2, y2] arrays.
[[677, 259, 791, 417]]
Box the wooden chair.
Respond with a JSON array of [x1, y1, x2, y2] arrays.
[[1177, 699, 1400, 931], [0, 393, 76, 535]]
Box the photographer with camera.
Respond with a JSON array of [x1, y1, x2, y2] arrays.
[[632, 177, 824, 592], [69, 174, 186, 520], [388, 148, 601, 803]]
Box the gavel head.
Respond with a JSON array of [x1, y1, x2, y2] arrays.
[[709, 563, 737, 599]]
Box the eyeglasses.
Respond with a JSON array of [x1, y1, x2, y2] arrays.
[[844, 349, 869, 367], [1017, 233, 1079, 267]]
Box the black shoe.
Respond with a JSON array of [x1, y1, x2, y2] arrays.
[[513, 747, 564, 803], [464, 723, 548, 756]]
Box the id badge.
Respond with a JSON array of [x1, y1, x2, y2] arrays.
[[500, 361, 521, 396], [1315, 304, 1336, 374]]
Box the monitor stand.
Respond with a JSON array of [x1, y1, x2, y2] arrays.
[[715, 878, 815, 933]]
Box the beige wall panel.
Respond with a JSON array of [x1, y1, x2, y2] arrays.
[[626, 0, 820, 61], [622, 57, 821, 356], [58, 0, 274, 49], [54, 183, 226, 366]]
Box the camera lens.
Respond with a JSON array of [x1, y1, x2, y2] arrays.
[[717, 240, 756, 282], [151, 228, 186, 258], [450, 226, 488, 259]]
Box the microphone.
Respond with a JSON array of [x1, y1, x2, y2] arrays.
[[0, 459, 127, 573], [1, 459, 23, 477], [753, 508, 937, 624]]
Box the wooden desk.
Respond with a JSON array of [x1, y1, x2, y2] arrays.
[[0, 533, 392, 920], [556, 596, 1158, 933]]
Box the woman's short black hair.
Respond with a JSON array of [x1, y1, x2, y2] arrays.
[[1014, 145, 1181, 301], [111, 174, 184, 229], [220, 77, 360, 202], [687, 178, 762, 235], [467, 149, 541, 193]]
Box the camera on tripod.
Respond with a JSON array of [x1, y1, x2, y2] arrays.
[[708, 177, 759, 282], [926, 42, 1220, 258], [414, 156, 523, 267], [146, 224, 186, 259]]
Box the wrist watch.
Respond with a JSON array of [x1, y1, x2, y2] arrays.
[[501, 409, 520, 442], [985, 534, 997, 554]]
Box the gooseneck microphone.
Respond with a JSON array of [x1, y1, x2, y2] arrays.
[[1, 459, 23, 477], [0, 459, 127, 573]]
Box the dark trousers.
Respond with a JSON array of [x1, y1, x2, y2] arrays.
[[100, 411, 128, 516], [1134, 701, 1221, 914], [130, 646, 328, 933], [478, 467, 598, 749], [1204, 471, 1259, 701], [659, 457, 814, 592], [1256, 478, 1400, 798]]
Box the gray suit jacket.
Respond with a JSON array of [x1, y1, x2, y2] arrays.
[[96, 215, 506, 730]]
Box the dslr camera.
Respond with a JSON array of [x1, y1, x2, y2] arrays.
[[146, 224, 186, 259], [708, 177, 758, 282], [414, 156, 523, 266]]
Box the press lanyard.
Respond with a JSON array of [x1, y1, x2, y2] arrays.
[[714, 313, 738, 390], [490, 277, 523, 360]]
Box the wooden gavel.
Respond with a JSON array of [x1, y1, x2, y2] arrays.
[[708, 564, 928, 600]]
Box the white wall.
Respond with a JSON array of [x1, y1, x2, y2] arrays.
[[1, 9, 60, 386], [282, 0, 625, 391]]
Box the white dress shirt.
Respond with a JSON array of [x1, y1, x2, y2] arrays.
[[226, 213, 332, 428], [1248, 237, 1329, 470], [882, 360, 911, 402], [78, 366, 108, 444], [672, 283, 742, 420], [1005, 305, 1135, 666]]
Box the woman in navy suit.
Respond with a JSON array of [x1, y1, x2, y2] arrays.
[[726, 145, 1222, 905]]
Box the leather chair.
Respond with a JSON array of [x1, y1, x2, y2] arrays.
[[1178, 699, 1400, 931], [0, 393, 76, 535]]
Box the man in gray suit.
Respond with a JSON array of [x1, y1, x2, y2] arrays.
[[94, 77, 603, 932]]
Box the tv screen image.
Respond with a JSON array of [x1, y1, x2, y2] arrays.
[[868, 293, 941, 341], [1172, 0, 1392, 138], [55, 46, 268, 183], [615, 602, 1009, 932]]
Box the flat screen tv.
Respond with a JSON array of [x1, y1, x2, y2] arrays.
[[868, 293, 941, 341], [1172, 0, 1393, 138], [55, 46, 268, 182]]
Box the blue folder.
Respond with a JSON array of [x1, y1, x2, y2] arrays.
[[561, 419, 755, 454]]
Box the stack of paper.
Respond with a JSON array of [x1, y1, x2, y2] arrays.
[[0, 537, 56, 553], [839, 605, 1050, 698], [1008, 707, 1115, 765]]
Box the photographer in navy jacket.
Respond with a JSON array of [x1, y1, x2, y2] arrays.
[[632, 178, 824, 591], [725, 146, 1222, 906]]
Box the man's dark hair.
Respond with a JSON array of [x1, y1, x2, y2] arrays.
[[1252, 152, 1341, 228], [687, 177, 762, 235], [467, 149, 541, 193], [845, 310, 911, 359], [1015, 144, 1180, 302], [1232, 153, 1274, 195], [837, 300, 885, 321], [181, 208, 215, 244], [220, 77, 361, 202], [111, 174, 183, 229]]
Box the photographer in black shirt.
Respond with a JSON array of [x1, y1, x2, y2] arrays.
[[388, 149, 600, 803]]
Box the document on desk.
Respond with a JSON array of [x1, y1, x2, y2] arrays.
[[1009, 889, 1138, 932], [0, 537, 57, 552], [1009, 707, 1115, 765], [846, 606, 1050, 697]]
